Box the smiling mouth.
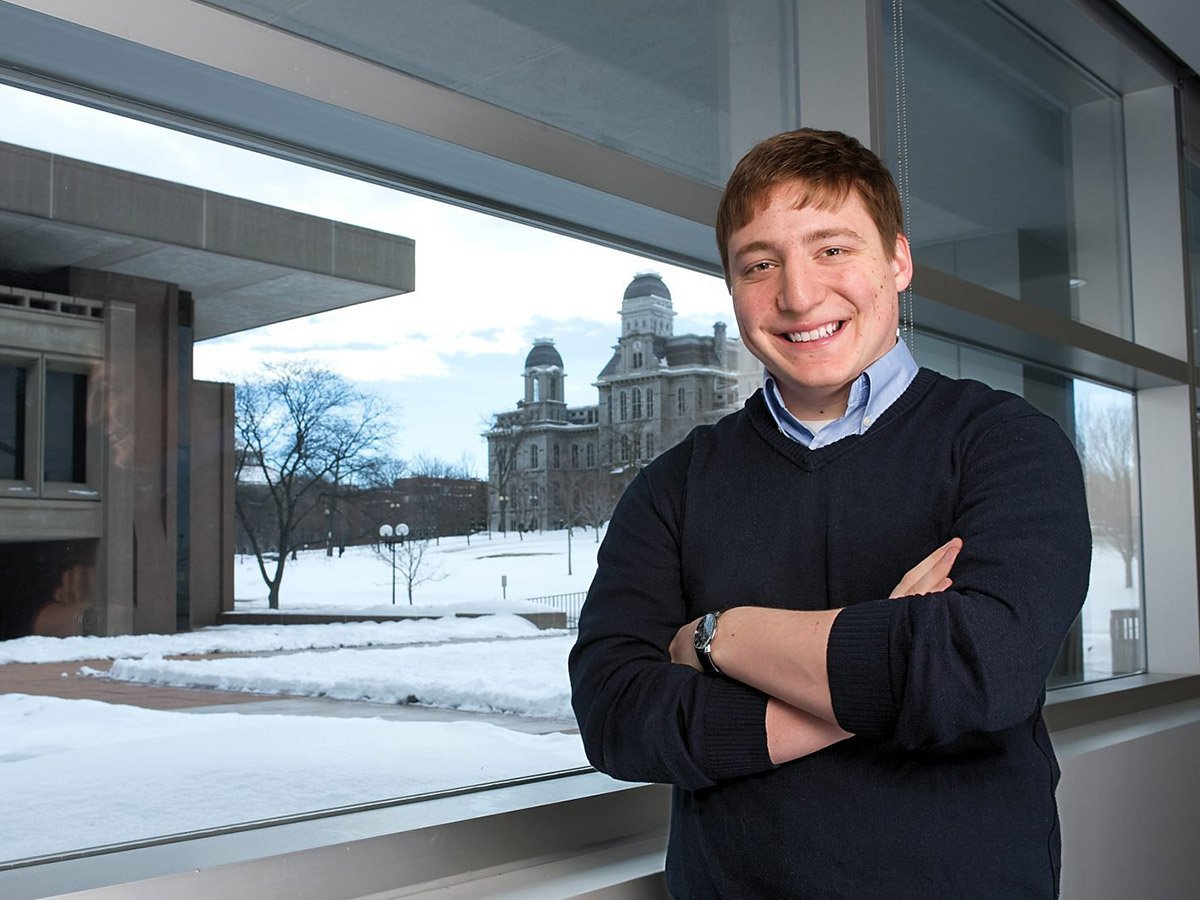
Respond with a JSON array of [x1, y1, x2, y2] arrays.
[[783, 321, 844, 343]]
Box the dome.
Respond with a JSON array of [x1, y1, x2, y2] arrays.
[[623, 272, 671, 301], [524, 338, 563, 369]]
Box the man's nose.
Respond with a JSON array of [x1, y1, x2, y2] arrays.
[[775, 262, 824, 314]]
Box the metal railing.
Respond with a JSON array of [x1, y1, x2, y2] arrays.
[[524, 591, 587, 630]]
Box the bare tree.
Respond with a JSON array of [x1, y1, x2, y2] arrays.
[[485, 413, 530, 537], [377, 534, 447, 604], [562, 465, 614, 543], [1077, 400, 1138, 588], [235, 361, 395, 608]]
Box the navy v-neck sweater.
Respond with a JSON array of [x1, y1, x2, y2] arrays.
[[570, 369, 1091, 898]]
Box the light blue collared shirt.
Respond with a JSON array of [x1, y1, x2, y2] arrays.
[[763, 339, 919, 449]]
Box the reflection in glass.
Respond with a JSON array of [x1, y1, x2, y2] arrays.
[[0, 362, 26, 480], [43, 370, 87, 484], [883, 0, 1133, 338], [918, 332, 1144, 684], [202, 0, 796, 184]]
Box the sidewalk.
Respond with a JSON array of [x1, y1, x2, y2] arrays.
[[0, 658, 266, 710], [1, 652, 579, 734]]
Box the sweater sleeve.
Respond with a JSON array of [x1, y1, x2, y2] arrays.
[[568, 463, 774, 790], [827, 410, 1092, 749]]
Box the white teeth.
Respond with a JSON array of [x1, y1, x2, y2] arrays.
[[787, 322, 840, 343]]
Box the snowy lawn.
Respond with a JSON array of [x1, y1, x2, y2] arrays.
[[232, 527, 604, 613], [0, 693, 588, 862], [97, 633, 577, 719]]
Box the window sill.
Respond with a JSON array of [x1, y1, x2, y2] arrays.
[[1045, 672, 1200, 731], [0, 770, 670, 899]]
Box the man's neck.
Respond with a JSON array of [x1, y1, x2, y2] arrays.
[[779, 385, 852, 422]]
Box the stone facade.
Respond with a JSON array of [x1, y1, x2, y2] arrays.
[[484, 273, 758, 533]]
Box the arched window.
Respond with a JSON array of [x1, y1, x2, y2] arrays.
[[631, 387, 642, 419], [532, 379, 540, 401], [548, 378, 556, 400], [531, 445, 539, 468], [677, 387, 686, 415], [632, 434, 641, 460], [607, 393, 613, 423], [620, 436, 630, 461], [632, 351, 643, 368], [586, 443, 595, 467], [571, 444, 579, 468], [553, 445, 560, 468], [619, 390, 628, 421], [647, 433, 655, 458], [646, 388, 654, 417]]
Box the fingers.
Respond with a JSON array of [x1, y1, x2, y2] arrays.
[[890, 538, 962, 599]]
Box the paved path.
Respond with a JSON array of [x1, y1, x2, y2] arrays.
[[0, 655, 578, 734]]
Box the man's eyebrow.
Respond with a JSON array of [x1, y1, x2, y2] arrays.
[[730, 239, 775, 260], [802, 227, 866, 245]]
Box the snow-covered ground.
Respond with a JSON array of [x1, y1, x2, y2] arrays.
[[231, 527, 603, 613], [0, 527, 1141, 863], [0, 693, 588, 862]]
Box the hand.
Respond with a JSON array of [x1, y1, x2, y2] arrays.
[[889, 537, 962, 599], [669, 616, 704, 670]]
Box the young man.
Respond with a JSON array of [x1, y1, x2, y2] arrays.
[[569, 129, 1091, 898]]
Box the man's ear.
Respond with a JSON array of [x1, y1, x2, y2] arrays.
[[892, 234, 914, 293]]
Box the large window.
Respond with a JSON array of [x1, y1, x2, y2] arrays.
[[0, 352, 98, 499], [0, 1, 1193, 894], [0, 83, 737, 864]]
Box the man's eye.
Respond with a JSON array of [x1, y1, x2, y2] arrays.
[[745, 261, 772, 274], [822, 247, 844, 257]]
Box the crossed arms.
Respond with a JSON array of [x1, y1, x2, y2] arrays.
[[666, 539, 961, 764]]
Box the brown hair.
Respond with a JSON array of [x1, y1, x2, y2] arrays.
[[716, 128, 904, 285]]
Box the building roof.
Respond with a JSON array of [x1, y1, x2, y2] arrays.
[[623, 271, 670, 302], [0, 141, 415, 340], [524, 338, 564, 369]]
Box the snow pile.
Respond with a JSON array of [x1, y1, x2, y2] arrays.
[[99, 634, 577, 719], [0, 614, 549, 665]]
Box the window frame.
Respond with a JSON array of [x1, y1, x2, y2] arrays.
[[0, 1, 1196, 894]]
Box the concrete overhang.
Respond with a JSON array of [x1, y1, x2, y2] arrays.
[[0, 141, 414, 340]]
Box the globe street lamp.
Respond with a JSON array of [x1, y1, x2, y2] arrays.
[[378, 522, 410, 605]]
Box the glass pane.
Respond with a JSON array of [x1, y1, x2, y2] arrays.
[[42, 370, 88, 484], [1187, 156, 1200, 359], [883, 0, 1134, 339], [0, 85, 744, 862], [0, 362, 26, 480], [916, 333, 1145, 684], [203, 0, 796, 185]]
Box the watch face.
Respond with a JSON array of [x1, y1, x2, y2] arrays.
[[694, 612, 716, 651]]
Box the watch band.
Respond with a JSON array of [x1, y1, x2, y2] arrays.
[[694, 609, 724, 675]]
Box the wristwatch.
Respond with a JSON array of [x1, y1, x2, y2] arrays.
[[693, 610, 725, 675]]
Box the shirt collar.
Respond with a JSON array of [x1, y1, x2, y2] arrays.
[[762, 339, 919, 448]]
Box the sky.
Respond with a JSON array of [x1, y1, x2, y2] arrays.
[[0, 84, 736, 474]]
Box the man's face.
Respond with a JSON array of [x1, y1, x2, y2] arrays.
[[727, 182, 913, 419]]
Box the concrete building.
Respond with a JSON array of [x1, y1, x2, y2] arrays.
[[0, 140, 414, 638], [484, 273, 757, 533]]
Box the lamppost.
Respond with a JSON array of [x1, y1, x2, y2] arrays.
[[378, 522, 410, 605], [498, 493, 508, 536]]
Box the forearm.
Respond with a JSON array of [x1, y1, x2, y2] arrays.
[[766, 697, 851, 764], [711, 606, 843, 725]]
